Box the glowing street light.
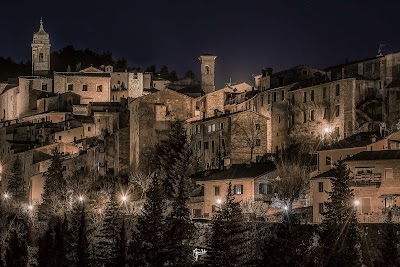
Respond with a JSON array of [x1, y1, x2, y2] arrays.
[[28, 204, 33, 211], [324, 127, 331, 133], [284, 206, 288, 211], [78, 195, 85, 202], [121, 195, 127, 202], [3, 193, 9, 200], [354, 200, 360, 206], [216, 198, 222, 205]]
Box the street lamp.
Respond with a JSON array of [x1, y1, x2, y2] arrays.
[[3, 192, 9, 200], [354, 199, 360, 206], [78, 195, 85, 202]]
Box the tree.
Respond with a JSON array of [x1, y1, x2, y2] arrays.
[[5, 229, 28, 267], [206, 182, 250, 267], [318, 160, 362, 267], [115, 58, 128, 70], [128, 179, 166, 267], [159, 65, 169, 79], [168, 70, 179, 82], [94, 192, 122, 267], [145, 65, 157, 73], [6, 156, 26, 203], [39, 148, 67, 221], [273, 161, 309, 211], [375, 209, 400, 267], [76, 206, 89, 267], [114, 219, 127, 267], [164, 147, 196, 266], [184, 70, 196, 79], [231, 112, 266, 163]]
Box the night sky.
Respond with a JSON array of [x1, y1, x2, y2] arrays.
[[1, 0, 400, 87]]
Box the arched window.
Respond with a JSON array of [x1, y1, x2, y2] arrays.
[[205, 65, 210, 75], [39, 53, 44, 62]]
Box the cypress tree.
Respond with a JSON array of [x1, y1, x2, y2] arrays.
[[39, 148, 67, 221], [94, 192, 121, 267], [164, 147, 195, 266], [76, 205, 89, 267], [375, 209, 400, 267], [318, 160, 362, 267], [129, 179, 166, 267], [206, 182, 250, 267], [6, 156, 26, 203], [5, 229, 28, 267], [114, 219, 127, 267]]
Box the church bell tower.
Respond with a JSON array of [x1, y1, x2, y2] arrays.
[[32, 19, 51, 76], [199, 54, 216, 94]]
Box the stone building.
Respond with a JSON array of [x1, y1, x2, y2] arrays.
[[129, 89, 196, 170], [185, 110, 269, 169], [190, 161, 276, 218]]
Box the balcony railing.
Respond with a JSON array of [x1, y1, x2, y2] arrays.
[[351, 173, 382, 187]]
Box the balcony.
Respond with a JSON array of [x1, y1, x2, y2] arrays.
[[351, 173, 382, 187]]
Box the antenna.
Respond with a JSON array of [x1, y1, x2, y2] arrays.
[[377, 44, 386, 57]]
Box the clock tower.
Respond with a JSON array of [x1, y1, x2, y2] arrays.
[[199, 54, 216, 94]]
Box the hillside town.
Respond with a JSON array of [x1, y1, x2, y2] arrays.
[[1, 20, 400, 266]]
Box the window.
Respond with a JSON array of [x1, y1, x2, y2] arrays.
[[311, 90, 315, 101], [67, 84, 74, 91], [220, 123, 224, 130], [325, 156, 332, 166], [204, 142, 209, 149], [259, 183, 272, 194], [261, 96, 264, 106], [215, 186, 220, 196], [208, 125, 212, 133], [278, 116, 281, 123], [58, 136, 62, 141], [42, 83, 47, 91], [39, 53, 44, 62], [235, 185, 244, 195], [212, 124, 216, 132], [291, 94, 295, 105], [323, 107, 328, 119], [212, 141, 215, 153], [82, 85, 88, 91], [62, 166, 67, 171], [198, 141, 201, 150], [273, 92, 277, 102], [255, 124, 260, 130], [303, 111, 307, 123], [88, 126, 91, 132], [323, 87, 327, 99], [318, 182, 324, 192], [97, 85, 103, 92], [303, 92, 307, 103], [196, 125, 200, 134], [335, 84, 340, 96], [267, 94, 270, 104], [222, 139, 225, 148], [385, 168, 393, 179], [281, 91, 285, 101], [335, 105, 340, 117], [256, 139, 261, 146], [310, 110, 315, 121], [319, 203, 324, 214], [205, 65, 210, 74]]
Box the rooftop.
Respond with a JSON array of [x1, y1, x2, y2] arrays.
[[197, 161, 276, 181], [54, 72, 111, 78], [319, 132, 382, 151], [346, 150, 400, 161]]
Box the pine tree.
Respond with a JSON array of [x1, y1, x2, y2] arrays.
[[318, 160, 362, 267], [94, 192, 121, 267], [206, 182, 250, 267], [376, 209, 400, 267], [5, 229, 28, 267], [39, 148, 67, 221], [6, 156, 26, 203], [164, 147, 195, 266], [114, 219, 127, 267], [76, 205, 89, 267], [129, 179, 166, 267]]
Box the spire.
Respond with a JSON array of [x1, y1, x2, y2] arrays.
[[40, 17, 43, 30]]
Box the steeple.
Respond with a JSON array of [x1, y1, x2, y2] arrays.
[[32, 18, 51, 75]]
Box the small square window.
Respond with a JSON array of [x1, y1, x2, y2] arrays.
[[255, 124, 260, 130], [326, 156, 332, 166], [67, 84, 74, 91], [42, 83, 48, 91], [82, 85, 88, 91], [97, 85, 103, 92]]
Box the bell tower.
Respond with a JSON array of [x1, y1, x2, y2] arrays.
[[32, 18, 51, 76], [199, 54, 216, 94]]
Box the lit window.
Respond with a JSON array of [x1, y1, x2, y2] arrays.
[[235, 185, 244, 195]]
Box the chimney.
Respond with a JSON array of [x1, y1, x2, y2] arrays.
[[223, 157, 231, 169]]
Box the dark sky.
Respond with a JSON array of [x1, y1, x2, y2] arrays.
[[1, 0, 400, 88]]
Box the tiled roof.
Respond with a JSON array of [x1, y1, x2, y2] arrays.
[[197, 161, 276, 181], [319, 132, 382, 151], [346, 150, 400, 161]]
